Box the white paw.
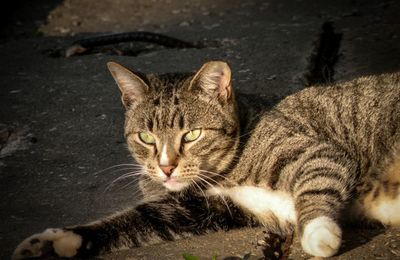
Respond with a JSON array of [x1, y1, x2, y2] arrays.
[[13, 228, 82, 259], [301, 216, 342, 257]]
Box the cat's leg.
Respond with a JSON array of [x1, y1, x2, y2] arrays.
[[362, 148, 400, 225], [13, 194, 258, 259], [290, 146, 357, 257]]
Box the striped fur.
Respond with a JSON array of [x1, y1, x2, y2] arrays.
[[13, 62, 400, 259]]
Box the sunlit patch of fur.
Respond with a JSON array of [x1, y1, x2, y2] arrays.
[[208, 185, 296, 233]]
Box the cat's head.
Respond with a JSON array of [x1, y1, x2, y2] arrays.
[[107, 61, 239, 192]]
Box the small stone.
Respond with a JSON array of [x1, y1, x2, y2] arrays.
[[96, 114, 107, 120], [72, 20, 81, 26], [179, 21, 190, 27], [54, 26, 71, 34]]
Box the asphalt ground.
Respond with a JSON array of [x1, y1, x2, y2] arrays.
[[1, 0, 400, 259]]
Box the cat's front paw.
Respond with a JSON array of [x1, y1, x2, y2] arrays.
[[13, 228, 82, 259], [300, 216, 342, 257]]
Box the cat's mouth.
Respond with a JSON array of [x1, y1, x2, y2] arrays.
[[162, 177, 189, 192]]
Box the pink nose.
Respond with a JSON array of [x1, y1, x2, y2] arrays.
[[159, 165, 175, 177]]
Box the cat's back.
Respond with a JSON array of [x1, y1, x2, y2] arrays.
[[273, 72, 400, 132], [279, 72, 400, 115], [233, 72, 400, 187], [261, 72, 400, 170]]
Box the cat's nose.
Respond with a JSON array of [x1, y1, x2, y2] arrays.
[[159, 165, 175, 177]]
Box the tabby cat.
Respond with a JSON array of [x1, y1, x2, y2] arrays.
[[13, 61, 400, 259]]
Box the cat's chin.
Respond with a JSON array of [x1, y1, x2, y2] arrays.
[[162, 178, 189, 192]]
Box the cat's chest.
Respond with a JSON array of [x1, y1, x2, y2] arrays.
[[207, 186, 296, 223]]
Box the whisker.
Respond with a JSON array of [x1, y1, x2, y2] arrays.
[[190, 178, 210, 209], [199, 170, 236, 185], [104, 171, 144, 192], [93, 163, 142, 175], [133, 177, 169, 202], [237, 131, 253, 139], [199, 169, 224, 176], [117, 178, 140, 191], [194, 175, 232, 217], [111, 171, 144, 184], [106, 167, 143, 176], [131, 179, 152, 200]]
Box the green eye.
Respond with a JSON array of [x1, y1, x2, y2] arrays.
[[139, 132, 156, 144], [183, 129, 201, 142]]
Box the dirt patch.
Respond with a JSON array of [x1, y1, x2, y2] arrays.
[[0, 124, 35, 159], [39, 0, 242, 36]]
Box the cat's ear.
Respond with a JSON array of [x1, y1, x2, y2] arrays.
[[190, 61, 232, 102], [107, 61, 149, 108]]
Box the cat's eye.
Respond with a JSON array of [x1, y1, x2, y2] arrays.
[[183, 129, 201, 142], [138, 132, 156, 144]]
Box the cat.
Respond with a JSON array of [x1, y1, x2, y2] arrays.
[[13, 61, 400, 259]]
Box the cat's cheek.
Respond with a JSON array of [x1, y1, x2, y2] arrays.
[[129, 141, 153, 163], [300, 216, 342, 257]]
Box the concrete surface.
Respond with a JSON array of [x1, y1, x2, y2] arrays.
[[0, 0, 400, 259]]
